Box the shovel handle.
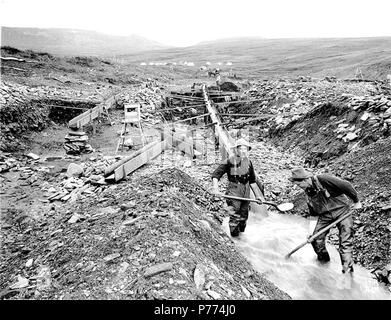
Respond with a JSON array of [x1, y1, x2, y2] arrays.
[[285, 210, 353, 259], [217, 194, 283, 212]]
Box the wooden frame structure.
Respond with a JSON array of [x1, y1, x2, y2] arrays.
[[68, 91, 121, 129]]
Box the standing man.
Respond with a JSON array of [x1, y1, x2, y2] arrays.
[[288, 167, 362, 273], [215, 69, 221, 91], [212, 138, 263, 237]]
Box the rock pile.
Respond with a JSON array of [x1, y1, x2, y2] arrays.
[[344, 94, 391, 132], [115, 83, 164, 112], [63, 130, 94, 155], [241, 78, 380, 131], [44, 156, 118, 203]]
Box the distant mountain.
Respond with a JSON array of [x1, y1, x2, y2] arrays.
[[195, 36, 266, 46], [1, 27, 170, 56]]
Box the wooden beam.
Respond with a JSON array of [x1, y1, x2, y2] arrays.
[[114, 140, 166, 181], [202, 85, 235, 159], [104, 139, 162, 177], [68, 90, 122, 128], [49, 105, 90, 110], [217, 113, 272, 117], [171, 113, 210, 124], [148, 104, 206, 113], [1, 56, 26, 62], [159, 127, 203, 158], [168, 94, 204, 101]]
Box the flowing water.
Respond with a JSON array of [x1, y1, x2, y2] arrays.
[[222, 206, 391, 300]]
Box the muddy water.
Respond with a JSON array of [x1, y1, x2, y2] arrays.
[[223, 208, 391, 300]]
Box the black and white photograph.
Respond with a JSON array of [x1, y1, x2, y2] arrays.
[[1, 0, 390, 307]]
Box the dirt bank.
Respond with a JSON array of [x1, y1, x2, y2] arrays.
[[0, 161, 290, 300], [247, 78, 391, 286]]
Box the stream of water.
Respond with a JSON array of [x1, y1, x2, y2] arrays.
[[223, 206, 391, 300]]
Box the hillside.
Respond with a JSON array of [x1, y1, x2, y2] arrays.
[[1, 27, 170, 56], [121, 37, 391, 80]]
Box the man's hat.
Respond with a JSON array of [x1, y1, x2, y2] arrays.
[[288, 167, 312, 181], [232, 138, 251, 150]]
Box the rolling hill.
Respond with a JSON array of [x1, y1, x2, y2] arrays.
[[1, 27, 170, 56], [120, 37, 391, 79]]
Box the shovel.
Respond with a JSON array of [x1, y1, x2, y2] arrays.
[[285, 210, 352, 259], [217, 194, 294, 213]]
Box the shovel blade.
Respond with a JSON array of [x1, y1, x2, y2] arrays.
[[277, 202, 294, 212]]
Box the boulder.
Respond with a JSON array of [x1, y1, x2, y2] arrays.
[[66, 163, 83, 177]]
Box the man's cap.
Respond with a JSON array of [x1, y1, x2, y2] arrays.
[[288, 167, 312, 181], [231, 138, 251, 150]]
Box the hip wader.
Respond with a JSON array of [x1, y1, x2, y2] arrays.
[[226, 181, 250, 237], [308, 178, 354, 273]]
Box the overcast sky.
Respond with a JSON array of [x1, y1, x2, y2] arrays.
[[1, 0, 390, 47]]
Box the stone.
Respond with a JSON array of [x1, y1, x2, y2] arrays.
[[68, 213, 82, 224], [118, 262, 130, 273], [25, 258, 33, 268], [103, 253, 121, 262], [89, 175, 102, 181], [338, 123, 349, 128], [36, 267, 52, 291], [207, 289, 221, 299], [122, 217, 142, 226], [26, 153, 40, 160], [343, 132, 358, 142], [172, 251, 181, 257], [45, 156, 63, 161], [144, 262, 173, 278], [193, 263, 206, 290], [120, 201, 137, 211], [124, 138, 134, 147], [381, 204, 391, 211], [10, 275, 29, 289], [66, 163, 83, 177], [241, 285, 251, 298], [199, 220, 211, 230]]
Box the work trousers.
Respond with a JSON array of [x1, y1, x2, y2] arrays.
[[226, 181, 250, 237], [311, 207, 354, 273]]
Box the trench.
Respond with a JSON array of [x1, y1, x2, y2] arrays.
[[222, 208, 391, 300]]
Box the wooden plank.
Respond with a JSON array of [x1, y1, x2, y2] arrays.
[[217, 113, 272, 117], [114, 140, 165, 181], [171, 113, 209, 124], [202, 86, 235, 159], [68, 90, 122, 128], [162, 129, 204, 158], [104, 139, 161, 177], [50, 105, 90, 110]]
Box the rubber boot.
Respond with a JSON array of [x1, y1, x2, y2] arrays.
[[230, 225, 240, 237], [239, 221, 247, 232]]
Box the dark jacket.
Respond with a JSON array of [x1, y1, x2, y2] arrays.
[[306, 174, 359, 216], [211, 156, 256, 185]]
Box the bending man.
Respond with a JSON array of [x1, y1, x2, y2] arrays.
[[288, 167, 362, 273]]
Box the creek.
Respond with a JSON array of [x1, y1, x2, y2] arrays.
[[223, 206, 391, 300]]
